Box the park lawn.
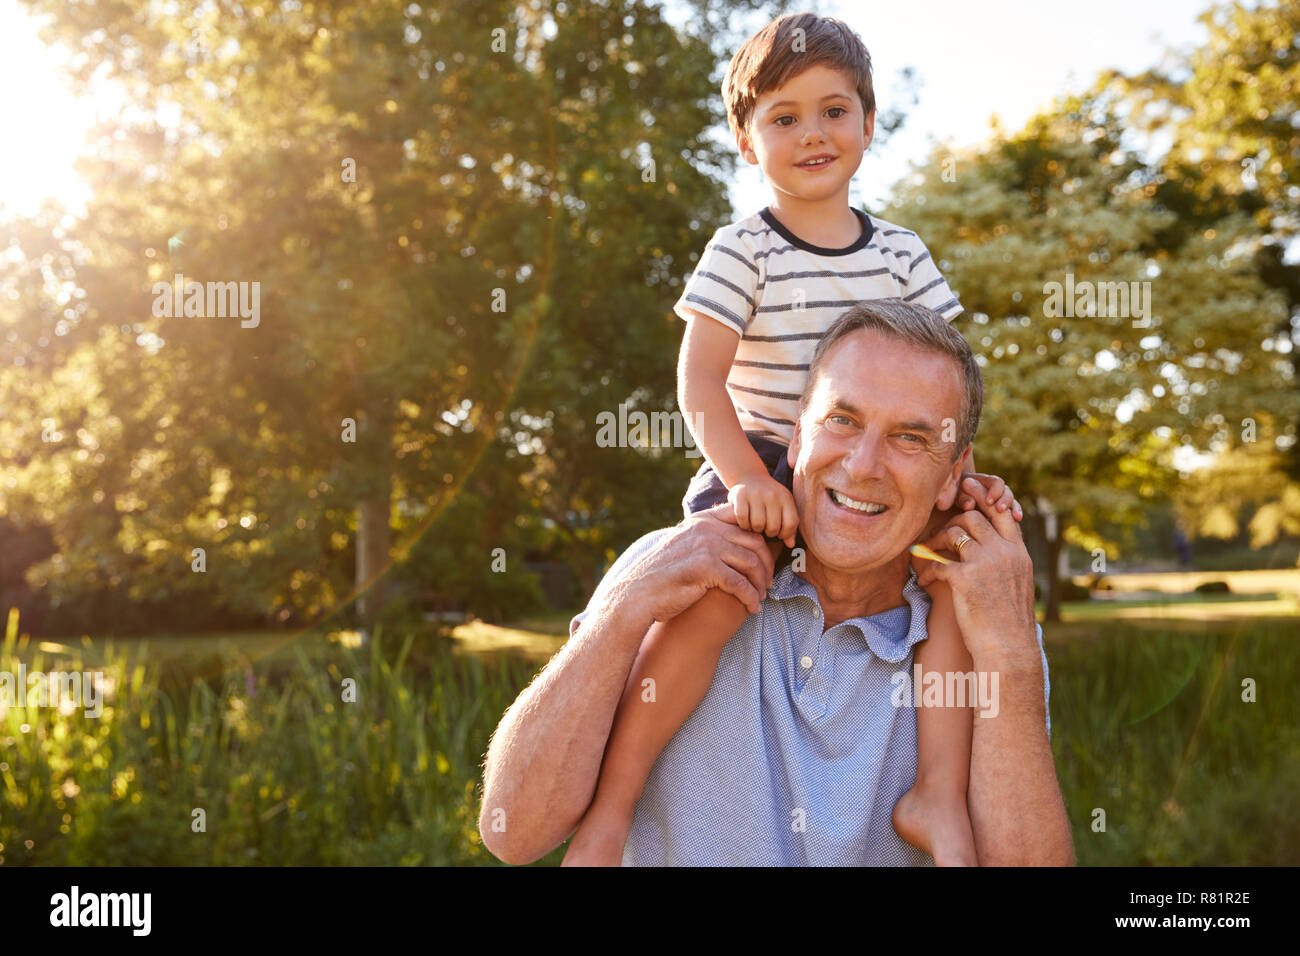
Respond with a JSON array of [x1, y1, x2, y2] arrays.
[[1073, 567, 1300, 596], [1048, 590, 1298, 623]]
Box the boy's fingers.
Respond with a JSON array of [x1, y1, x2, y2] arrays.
[[780, 500, 799, 545], [963, 495, 1020, 543], [915, 560, 950, 589], [734, 502, 754, 531], [759, 492, 781, 537]]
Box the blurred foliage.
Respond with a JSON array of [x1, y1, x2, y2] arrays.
[[1, 0, 791, 631], [1174, 419, 1300, 547]]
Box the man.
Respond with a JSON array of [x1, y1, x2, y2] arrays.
[[478, 300, 1075, 865]]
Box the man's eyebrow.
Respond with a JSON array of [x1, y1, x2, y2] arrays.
[[895, 420, 938, 435], [763, 93, 853, 113]]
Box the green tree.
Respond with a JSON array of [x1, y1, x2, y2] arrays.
[[1113, 0, 1300, 478], [1, 0, 786, 632]]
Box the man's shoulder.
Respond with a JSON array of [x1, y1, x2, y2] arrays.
[[568, 527, 675, 637]]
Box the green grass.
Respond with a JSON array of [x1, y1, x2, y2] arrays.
[[1045, 619, 1300, 864], [4, 607, 1297, 865], [1, 613, 563, 866]]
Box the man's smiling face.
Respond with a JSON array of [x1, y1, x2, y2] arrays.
[[787, 328, 968, 576]]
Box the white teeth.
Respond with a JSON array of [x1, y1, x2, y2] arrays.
[[801, 157, 831, 166], [830, 490, 886, 514]]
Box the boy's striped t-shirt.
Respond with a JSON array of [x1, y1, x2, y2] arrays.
[[673, 206, 963, 446]]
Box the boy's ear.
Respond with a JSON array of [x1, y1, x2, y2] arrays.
[[935, 444, 971, 511], [736, 125, 758, 165], [863, 108, 876, 151]]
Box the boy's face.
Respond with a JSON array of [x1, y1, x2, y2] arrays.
[[737, 64, 874, 206]]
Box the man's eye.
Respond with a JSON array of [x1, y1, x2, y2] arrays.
[[827, 415, 853, 426], [899, 433, 924, 443]]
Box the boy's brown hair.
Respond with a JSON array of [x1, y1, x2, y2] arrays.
[[722, 12, 875, 141]]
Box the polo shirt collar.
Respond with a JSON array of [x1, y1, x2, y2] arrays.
[[767, 562, 931, 663]]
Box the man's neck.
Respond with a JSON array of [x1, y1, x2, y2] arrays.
[[795, 550, 911, 630]]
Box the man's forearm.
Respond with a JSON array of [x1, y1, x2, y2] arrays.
[[968, 646, 1075, 865], [479, 582, 654, 864]]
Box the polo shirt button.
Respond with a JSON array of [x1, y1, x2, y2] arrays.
[[801, 656, 813, 669]]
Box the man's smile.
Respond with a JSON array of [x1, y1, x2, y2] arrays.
[[827, 487, 890, 517]]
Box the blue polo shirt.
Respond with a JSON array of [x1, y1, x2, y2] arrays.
[[569, 528, 1051, 866]]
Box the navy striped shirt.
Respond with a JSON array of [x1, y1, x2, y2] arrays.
[[673, 207, 963, 444]]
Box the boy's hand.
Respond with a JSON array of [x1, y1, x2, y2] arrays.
[[728, 474, 798, 549], [957, 473, 1023, 522]]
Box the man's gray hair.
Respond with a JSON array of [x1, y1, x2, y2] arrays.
[[798, 298, 983, 461]]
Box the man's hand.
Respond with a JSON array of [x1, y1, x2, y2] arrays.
[[912, 493, 1037, 668], [625, 503, 777, 622], [727, 474, 799, 549]]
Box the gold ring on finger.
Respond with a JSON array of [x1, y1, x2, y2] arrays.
[[953, 532, 974, 556]]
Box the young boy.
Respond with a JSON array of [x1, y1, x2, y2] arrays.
[[562, 12, 1021, 866]]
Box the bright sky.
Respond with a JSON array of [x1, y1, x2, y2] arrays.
[[0, 0, 1211, 219]]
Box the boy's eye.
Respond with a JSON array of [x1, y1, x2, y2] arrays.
[[775, 107, 847, 127]]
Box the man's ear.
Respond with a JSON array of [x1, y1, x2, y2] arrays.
[[788, 418, 801, 469], [935, 445, 971, 511]]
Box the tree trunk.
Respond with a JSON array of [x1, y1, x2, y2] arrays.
[[354, 398, 392, 636], [355, 492, 391, 632]]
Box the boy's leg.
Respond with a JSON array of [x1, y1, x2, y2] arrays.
[[891, 578, 979, 866], [562, 540, 782, 866]]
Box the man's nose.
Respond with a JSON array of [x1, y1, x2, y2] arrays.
[[840, 429, 888, 483]]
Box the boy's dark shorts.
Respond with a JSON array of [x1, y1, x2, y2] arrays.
[[682, 431, 793, 518]]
